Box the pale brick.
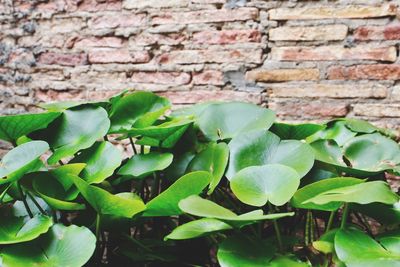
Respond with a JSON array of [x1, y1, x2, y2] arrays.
[[152, 8, 258, 25], [354, 24, 400, 40], [131, 72, 191, 85], [158, 49, 262, 64], [78, 0, 122, 12], [246, 69, 319, 82], [271, 46, 396, 62], [268, 83, 388, 98], [38, 52, 87, 66], [353, 104, 400, 118], [269, 25, 348, 41], [123, 0, 188, 9], [328, 64, 400, 80], [129, 33, 186, 46], [88, 50, 150, 64], [193, 71, 225, 85], [89, 14, 146, 29], [35, 90, 87, 103], [391, 85, 400, 101], [73, 37, 125, 49], [193, 30, 261, 44], [36, 18, 85, 34], [269, 4, 397, 20], [160, 90, 262, 104], [270, 100, 348, 117]]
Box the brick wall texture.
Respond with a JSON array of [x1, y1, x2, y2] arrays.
[[1, 0, 400, 130]]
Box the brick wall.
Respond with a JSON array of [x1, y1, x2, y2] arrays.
[[1, 0, 400, 130]]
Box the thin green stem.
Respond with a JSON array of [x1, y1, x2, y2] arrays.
[[96, 214, 101, 241], [0, 184, 12, 203], [341, 204, 349, 229], [140, 145, 144, 154], [326, 211, 335, 232], [129, 137, 138, 154], [269, 204, 283, 251], [17, 182, 33, 218], [26, 191, 47, 215], [305, 211, 311, 245], [310, 212, 315, 242], [151, 172, 160, 199]]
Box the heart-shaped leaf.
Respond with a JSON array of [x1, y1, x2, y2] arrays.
[[164, 218, 233, 240], [0, 224, 96, 267], [0, 112, 61, 143], [226, 130, 314, 179], [31, 106, 110, 165], [307, 121, 357, 146], [0, 207, 53, 244], [109, 91, 170, 133], [0, 141, 49, 185], [230, 164, 300, 207], [291, 177, 364, 211], [335, 228, 400, 266], [71, 141, 122, 184], [271, 122, 325, 140], [70, 175, 146, 218], [143, 171, 212, 217], [187, 142, 229, 194], [310, 139, 346, 167]]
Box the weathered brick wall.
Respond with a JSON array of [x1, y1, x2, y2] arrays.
[[1, 0, 400, 130]]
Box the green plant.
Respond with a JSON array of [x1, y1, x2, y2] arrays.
[[0, 90, 399, 266]]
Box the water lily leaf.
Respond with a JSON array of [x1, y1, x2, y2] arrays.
[[270, 122, 325, 140], [307, 121, 357, 146], [39, 101, 85, 111], [291, 177, 364, 211], [304, 181, 399, 206], [118, 152, 173, 180], [0, 141, 49, 185], [352, 202, 400, 226], [217, 235, 276, 267], [69, 175, 146, 218], [335, 228, 400, 267], [187, 142, 229, 194], [164, 218, 233, 240], [230, 164, 300, 207], [109, 91, 170, 133], [71, 141, 122, 184], [189, 102, 276, 141], [31, 106, 110, 165], [312, 229, 338, 254], [179, 195, 294, 223], [0, 207, 53, 244], [143, 171, 212, 217], [268, 256, 310, 267], [0, 224, 96, 267], [226, 130, 314, 179], [342, 118, 378, 134], [377, 232, 400, 255], [164, 151, 196, 182], [0, 112, 61, 143], [310, 139, 346, 167], [343, 133, 400, 172]]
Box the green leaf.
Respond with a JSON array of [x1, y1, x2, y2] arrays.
[[342, 118, 378, 134], [189, 102, 276, 141], [39, 101, 86, 111], [352, 202, 400, 225], [335, 228, 400, 267], [0, 224, 96, 267], [143, 171, 212, 217], [291, 178, 364, 211], [343, 133, 400, 172], [164, 218, 233, 240], [0, 207, 53, 244], [179, 195, 294, 223], [0, 112, 61, 142], [187, 142, 229, 194], [377, 231, 400, 255], [0, 141, 49, 185], [307, 121, 357, 146], [230, 164, 300, 207], [71, 141, 122, 184], [109, 91, 170, 133], [117, 152, 173, 180], [304, 181, 399, 206], [69, 175, 146, 218], [310, 139, 346, 167], [31, 106, 110, 165], [312, 229, 338, 254], [226, 130, 314, 179], [217, 235, 276, 267], [270, 122, 325, 140], [268, 256, 310, 267]]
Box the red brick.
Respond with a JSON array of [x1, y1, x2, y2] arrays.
[[354, 24, 400, 40], [38, 52, 87, 66], [271, 46, 396, 62], [35, 90, 87, 103], [328, 64, 400, 80], [88, 50, 150, 64], [193, 71, 225, 85], [160, 90, 262, 104], [78, 0, 122, 12], [193, 30, 261, 45], [73, 37, 124, 49], [270, 100, 349, 118], [353, 104, 400, 118], [131, 72, 191, 85], [152, 8, 258, 25], [89, 14, 146, 29], [246, 69, 320, 82]]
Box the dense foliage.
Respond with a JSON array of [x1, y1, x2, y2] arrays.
[[0, 90, 399, 266]]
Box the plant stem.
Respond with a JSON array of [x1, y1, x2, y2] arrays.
[[96, 214, 101, 241], [26, 191, 47, 215], [151, 172, 160, 199], [17, 182, 33, 218], [326, 211, 335, 232], [269, 204, 283, 251], [140, 145, 144, 154], [340, 204, 349, 229], [129, 137, 138, 154]]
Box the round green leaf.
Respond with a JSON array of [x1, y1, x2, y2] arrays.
[[268, 256, 310, 267], [187, 142, 229, 194], [271, 122, 325, 140], [230, 164, 300, 207], [335, 228, 400, 267], [307, 121, 357, 146], [342, 118, 378, 134], [217, 235, 276, 267], [164, 218, 233, 240], [310, 139, 346, 167], [226, 130, 314, 179], [143, 171, 212, 217], [0, 141, 49, 185], [72, 141, 122, 184], [0, 224, 96, 267], [291, 177, 364, 211]]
